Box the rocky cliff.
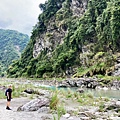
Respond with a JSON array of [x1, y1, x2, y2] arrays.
[[33, 0, 88, 58], [7, 0, 120, 79]]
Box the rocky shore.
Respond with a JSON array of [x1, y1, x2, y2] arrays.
[[0, 78, 120, 120], [1, 91, 120, 120]]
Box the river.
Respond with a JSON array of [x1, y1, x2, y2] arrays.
[[49, 86, 120, 99]]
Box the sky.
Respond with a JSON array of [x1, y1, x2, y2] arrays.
[[0, 0, 46, 36]]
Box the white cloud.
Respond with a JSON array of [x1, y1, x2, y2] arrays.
[[0, 0, 46, 36]]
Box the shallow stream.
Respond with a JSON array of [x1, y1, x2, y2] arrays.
[[45, 85, 120, 99], [86, 89, 120, 99]]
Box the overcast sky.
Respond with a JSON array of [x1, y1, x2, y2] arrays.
[[0, 0, 46, 36]]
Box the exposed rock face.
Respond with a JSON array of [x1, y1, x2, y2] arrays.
[[33, 0, 88, 58], [111, 56, 120, 76], [71, 0, 88, 17], [33, 17, 66, 58]]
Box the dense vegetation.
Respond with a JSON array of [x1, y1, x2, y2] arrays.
[[0, 29, 29, 76], [7, 0, 120, 78]]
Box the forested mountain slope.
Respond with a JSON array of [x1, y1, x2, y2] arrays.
[[7, 0, 120, 79], [0, 29, 29, 76]]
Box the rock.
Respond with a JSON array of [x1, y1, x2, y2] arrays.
[[105, 104, 117, 111], [116, 101, 120, 107], [0, 86, 6, 91], [85, 111, 96, 119], [66, 80, 77, 87], [57, 80, 70, 88], [38, 89, 50, 97], [24, 89, 34, 94], [112, 63, 120, 76], [38, 106, 50, 113], [76, 88, 84, 93], [41, 115, 52, 120], [61, 116, 80, 120], [75, 80, 84, 87], [79, 117, 90, 120], [68, 116, 74, 120], [110, 117, 120, 120], [17, 97, 50, 111], [78, 111, 95, 119], [62, 113, 70, 118], [56, 78, 120, 90]]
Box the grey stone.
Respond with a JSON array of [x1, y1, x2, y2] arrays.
[[17, 98, 50, 111]]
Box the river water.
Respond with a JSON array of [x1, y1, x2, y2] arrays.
[[87, 89, 120, 99], [1, 78, 120, 100], [48, 86, 120, 99]]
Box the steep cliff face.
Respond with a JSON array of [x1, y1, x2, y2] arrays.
[[33, 0, 88, 58], [33, 16, 65, 58]]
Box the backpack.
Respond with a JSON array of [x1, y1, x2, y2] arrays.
[[5, 89, 8, 96]]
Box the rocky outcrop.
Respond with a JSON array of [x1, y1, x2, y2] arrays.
[[57, 78, 120, 90], [33, 17, 66, 58], [33, 0, 88, 58], [58, 78, 98, 89]]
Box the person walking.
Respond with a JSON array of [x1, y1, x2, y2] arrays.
[[6, 85, 12, 110]]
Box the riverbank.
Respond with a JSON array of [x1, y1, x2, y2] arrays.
[[1, 96, 120, 120], [1, 78, 120, 120]]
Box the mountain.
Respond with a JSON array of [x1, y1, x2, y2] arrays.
[[7, 0, 120, 79], [0, 29, 29, 76]]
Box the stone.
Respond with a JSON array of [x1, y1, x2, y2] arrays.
[[116, 101, 120, 107], [17, 98, 50, 111], [24, 89, 34, 94], [76, 88, 84, 93], [38, 106, 50, 113], [62, 113, 70, 118]]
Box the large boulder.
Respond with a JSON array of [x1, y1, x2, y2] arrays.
[[17, 97, 50, 111]]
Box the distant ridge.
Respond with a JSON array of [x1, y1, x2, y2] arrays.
[[0, 29, 29, 76]]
